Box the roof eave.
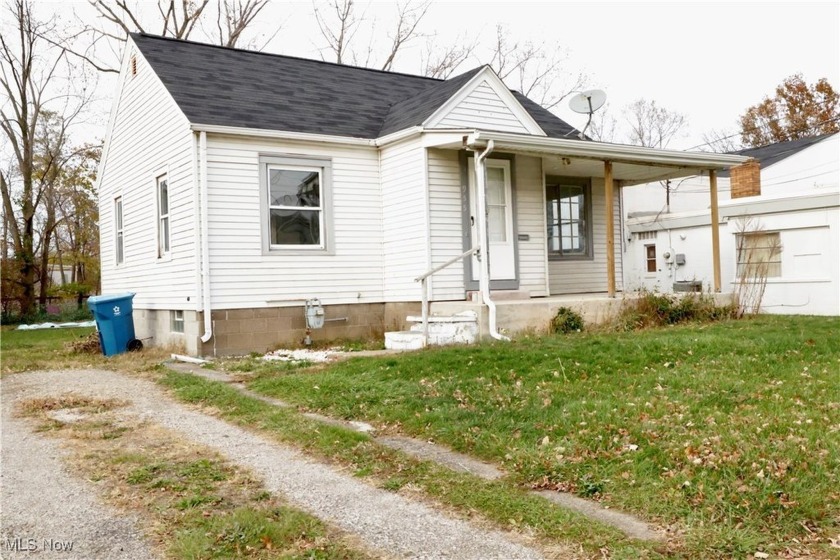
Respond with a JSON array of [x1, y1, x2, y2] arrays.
[[466, 130, 751, 169]]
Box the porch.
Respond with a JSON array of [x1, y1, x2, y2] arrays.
[[387, 130, 749, 348]]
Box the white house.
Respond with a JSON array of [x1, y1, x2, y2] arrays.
[[97, 34, 747, 355], [623, 133, 840, 315]]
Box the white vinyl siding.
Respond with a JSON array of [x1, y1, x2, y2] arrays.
[[427, 149, 465, 300], [427, 151, 549, 299], [204, 134, 383, 308], [435, 81, 531, 134], [514, 155, 549, 296], [380, 138, 428, 301], [97, 41, 196, 311], [548, 178, 623, 294]]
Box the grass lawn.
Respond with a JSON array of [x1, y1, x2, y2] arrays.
[[3, 316, 838, 558], [240, 315, 840, 558], [0, 326, 174, 375]]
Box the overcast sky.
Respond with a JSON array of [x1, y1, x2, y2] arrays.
[[35, 0, 840, 150]]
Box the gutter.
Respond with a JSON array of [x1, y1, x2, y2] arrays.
[[466, 131, 751, 168], [199, 131, 212, 344], [473, 140, 510, 342]]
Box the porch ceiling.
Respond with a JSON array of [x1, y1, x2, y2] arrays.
[[540, 154, 708, 185]]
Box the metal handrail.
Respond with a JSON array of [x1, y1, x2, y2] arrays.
[[414, 246, 480, 346]]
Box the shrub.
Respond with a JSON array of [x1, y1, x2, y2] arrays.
[[614, 290, 736, 331], [551, 307, 584, 334]]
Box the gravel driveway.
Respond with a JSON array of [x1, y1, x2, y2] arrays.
[[1, 370, 544, 560]]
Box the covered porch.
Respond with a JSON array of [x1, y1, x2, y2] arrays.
[[415, 130, 749, 340]]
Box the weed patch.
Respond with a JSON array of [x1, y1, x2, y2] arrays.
[[612, 291, 736, 331]]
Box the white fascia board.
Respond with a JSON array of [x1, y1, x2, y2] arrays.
[[190, 123, 375, 146], [720, 188, 840, 217], [422, 66, 546, 136], [419, 129, 479, 148], [466, 131, 751, 169]]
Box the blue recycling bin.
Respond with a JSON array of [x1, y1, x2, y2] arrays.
[[87, 293, 141, 356]]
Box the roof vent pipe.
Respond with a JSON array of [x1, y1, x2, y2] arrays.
[[474, 140, 510, 342]]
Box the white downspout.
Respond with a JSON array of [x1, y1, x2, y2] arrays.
[[474, 140, 510, 341], [199, 131, 212, 344]]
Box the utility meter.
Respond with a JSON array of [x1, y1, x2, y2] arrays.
[[305, 298, 325, 329]]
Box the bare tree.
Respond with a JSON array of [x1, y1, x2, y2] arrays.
[[486, 25, 585, 111], [314, 0, 431, 70], [0, 0, 87, 316], [587, 103, 619, 143], [733, 217, 780, 316], [624, 98, 687, 148], [421, 33, 476, 79], [66, 0, 272, 73], [699, 127, 742, 153], [313, 0, 359, 65], [380, 1, 429, 71], [216, 0, 272, 48]]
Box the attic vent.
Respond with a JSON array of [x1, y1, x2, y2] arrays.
[[130, 55, 137, 76], [636, 231, 657, 240]]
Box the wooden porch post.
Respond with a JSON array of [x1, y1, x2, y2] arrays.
[[709, 169, 721, 292], [604, 161, 616, 297]]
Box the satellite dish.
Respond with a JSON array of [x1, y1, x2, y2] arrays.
[[569, 89, 607, 114], [568, 89, 607, 140]]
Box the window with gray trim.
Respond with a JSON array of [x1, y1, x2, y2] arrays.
[[546, 177, 592, 259], [261, 156, 332, 252]]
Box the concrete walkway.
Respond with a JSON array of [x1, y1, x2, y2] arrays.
[[1, 370, 545, 560]]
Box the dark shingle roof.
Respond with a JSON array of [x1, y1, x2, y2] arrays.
[[719, 133, 836, 177], [130, 33, 579, 140]]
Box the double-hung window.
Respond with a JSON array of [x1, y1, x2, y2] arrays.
[[546, 177, 592, 259], [261, 156, 332, 252], [157, 174, 170, 257], [114, 196, 124, 265]]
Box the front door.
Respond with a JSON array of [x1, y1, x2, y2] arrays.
[[467, 158, 516, 282]]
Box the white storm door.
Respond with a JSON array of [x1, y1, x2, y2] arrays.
[[468, 158, 516, 281]]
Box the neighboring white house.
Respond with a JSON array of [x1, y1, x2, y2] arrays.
[[623, 133, 840, 315], [97, 34, 747, 355]]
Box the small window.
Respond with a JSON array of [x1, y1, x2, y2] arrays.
[[130, 55, 137, 76], [170, 310, 184, 333], [114, 197, 124, 265], [157, 174, 170, 257], [737, 232, 781, 278], [645, 244, 657, 273], [546, 177, 592, 259], [260, 155, 332, 253]]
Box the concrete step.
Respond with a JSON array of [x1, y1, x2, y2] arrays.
[[384, 330, 425, 350], [467, 290, 531, 302], [405, 310, 478, 324]]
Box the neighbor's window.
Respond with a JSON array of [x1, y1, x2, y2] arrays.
[[546, 177, 592, 259], [157, 174, 170, 257], [737, 232, 781, 278], [645, 244, 657, 273], [114, 196, 124, 265], [170, 310, 184, 333], [262, 156, 332, 251]]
